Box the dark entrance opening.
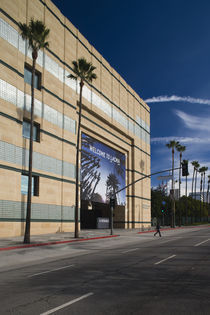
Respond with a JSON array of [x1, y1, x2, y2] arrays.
[[80, 200, 111, 229], [80, 200, 126, 229]]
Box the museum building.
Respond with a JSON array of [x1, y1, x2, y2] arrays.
[[0, 0, 151, 237]]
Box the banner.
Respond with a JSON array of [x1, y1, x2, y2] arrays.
[[81, 133, 126, 205]]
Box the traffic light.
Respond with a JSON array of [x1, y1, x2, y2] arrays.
[[182, 161, 189, 176], [110, 198, 115, 208]]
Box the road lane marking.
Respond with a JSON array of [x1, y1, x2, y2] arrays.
[[194, 239, 210, 247], [154, 255, 176, 265], [40, 292, 94, 315], [122, 248, 139, 254], [28, 265, 74, 278]]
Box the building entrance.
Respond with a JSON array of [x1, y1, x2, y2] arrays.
[[80, 200, 111, 229]]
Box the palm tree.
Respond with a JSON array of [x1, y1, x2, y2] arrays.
[[199, 167, 205, 221], [207, 175, 210, 205], [207, 175, 210, 222], [18, 19, 50, 244], [166, 140, 179, 227], [68, 58, 97, 238], [176, 145, 186, 199]]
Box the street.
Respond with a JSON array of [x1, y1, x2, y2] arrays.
[[0, 226, 209, 314]]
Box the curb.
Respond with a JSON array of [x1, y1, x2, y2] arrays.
[[138, 227, 184, 234], [138, 225, 210, 234], [0, 234, 119, 252]]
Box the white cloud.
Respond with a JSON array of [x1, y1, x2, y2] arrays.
[[175, 110, 210, 131], [151, 136, 210, 144], [145, 95, 210, 105]]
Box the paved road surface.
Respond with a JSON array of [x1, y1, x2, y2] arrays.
[[0, 226, 209, 314]]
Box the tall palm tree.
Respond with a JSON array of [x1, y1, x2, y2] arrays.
[[207, 175, 210, 205], [68, 58, 97, 238], [199, 167, 205, 221], [18, 19, 50, 244], [176, 145, 186, 199], [166, 140, 180, 227]]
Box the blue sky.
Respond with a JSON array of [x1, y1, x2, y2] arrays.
[[52, 0, 210, 194]]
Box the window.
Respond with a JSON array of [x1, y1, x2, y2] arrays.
[[21, 174, 39, 196], [22, 119, 40, 142], [24, 63, 41, 90]]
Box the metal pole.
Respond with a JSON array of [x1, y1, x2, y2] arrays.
[[110, 206, 113, 235]]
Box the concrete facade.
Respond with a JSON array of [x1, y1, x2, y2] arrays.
[[0, 0, 151, 237]]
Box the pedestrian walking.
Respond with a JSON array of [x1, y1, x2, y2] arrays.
[[154, 222, 161, 237]]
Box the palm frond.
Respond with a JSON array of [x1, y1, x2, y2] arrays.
[[68, 57, 97, 84], [67, 74, 77, 80], [18, 18, 50, 54]]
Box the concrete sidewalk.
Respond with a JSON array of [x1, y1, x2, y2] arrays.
[[0, 225, 209, 252], [0, 228, 148, 251]]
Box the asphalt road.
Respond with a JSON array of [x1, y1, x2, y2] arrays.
[[0, 227, 209, 314]]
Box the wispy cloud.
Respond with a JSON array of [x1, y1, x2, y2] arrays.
[[175, 110, 210, 131], [145, 95, 210, 105], [151, 136, 210, 144]]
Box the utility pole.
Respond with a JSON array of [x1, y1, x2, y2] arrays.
[[109, 194, 115, 235]]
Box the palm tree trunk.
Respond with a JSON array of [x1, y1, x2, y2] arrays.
[[207, 181, 210, 222], [75, 80, 84, 238], [179, 154, 181, 199], [172, 149, 175, 227], [203, 172, 206, 220], [194, 170, 197, 199], [203, 173, 206, 205], [191, 168, 195, 198], [179, 153, 182, 226], [24, 56, 36, 244], [207, 182, 209, 205], [191, 168, 195, 223], [194, 170, 198, 221], [200, 175, 202, 222]]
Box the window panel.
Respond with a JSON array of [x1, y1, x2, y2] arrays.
[[22, 119, 40, 142], [21, 175, 39, 196], [24, 64, 41, 90]]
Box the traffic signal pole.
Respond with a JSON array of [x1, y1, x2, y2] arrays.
[[115, 167, 181, 195], [113, 166, 182, 229]]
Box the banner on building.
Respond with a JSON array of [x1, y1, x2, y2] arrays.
[[81, 133, 126, 205]]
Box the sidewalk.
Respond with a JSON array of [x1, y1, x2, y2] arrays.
[[0, 225, 209, 252], [0, 228, 143, 251]]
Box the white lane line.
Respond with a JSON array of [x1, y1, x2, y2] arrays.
[[40, 292, 94, 315], [28, 265, 74, 278], [194, 239, 210, 247], [122, 248, 139, 254], [154, 255, 176, 265]]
